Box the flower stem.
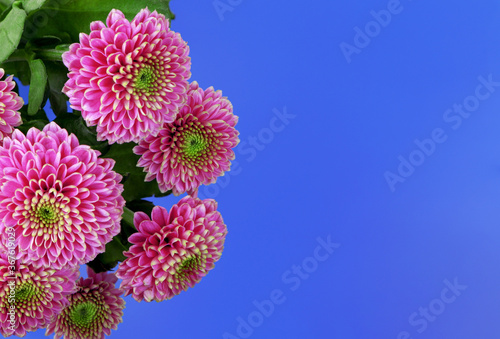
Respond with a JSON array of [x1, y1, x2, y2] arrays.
[[122, 206, 136, 230], [32, 48, 67, 62], [0, 0, 12, 8], [1, 49, 30, 64]]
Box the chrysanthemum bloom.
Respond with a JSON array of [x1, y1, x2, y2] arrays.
[[63, 8, 191, 144], [134, 81, 239, 195], [0, 68, 23, 141], [0, 122, 125, 269], [46, 267, 125, 339], [0, 252, 78, 337], [116, 196, 227, 302]]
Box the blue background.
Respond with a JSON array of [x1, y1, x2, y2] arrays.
[[20, 0, 500, 338]]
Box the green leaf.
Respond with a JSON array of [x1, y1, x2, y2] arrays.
[[0, 58, 30, 85], [27, 58, 47, 115], [126, 199, 156, 216], [86, 235, 128, 273], [102, 142, 172, 201], [119, 207, 137, 243], [18, 102, 49, 131], [121, 173, 171, 201], [17, 119, 46, 133], [23, 0, 174, 43], [53, 113, 110, 153], [0, 0, 14, 7], [0, 1, 27, 63], [0, 0, 14, 15], [86, 208, 139, 273], [44, 60, 68, 116], [17, 105, 49, 133], [0, 50, 36, 85], [102, 142, 142, 175], [21, 0, 46, 13]]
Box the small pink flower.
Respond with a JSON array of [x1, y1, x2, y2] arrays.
[[0, 68, 23, 141], [63, 8, 191, 144], [46, 267, 125, 339], [0, 252, 78, 337], [134, 81, 239, 195], [0, 122, 125, 269], [116, 196, 228, 302]]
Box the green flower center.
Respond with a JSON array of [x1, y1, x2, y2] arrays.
[[176, 255, 205, 284], [134, 65, 157, 93], [38, 205, 56, 220], [69, 301, 98, 326], [183, 133, 208, 158], [25, 192, 68, 234], [15, 283, 37, 302], [34, 201, 62, 229], [173, 117, 221, 170], [178, 256, 197, 271]]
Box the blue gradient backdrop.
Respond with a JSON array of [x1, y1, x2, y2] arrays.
[[20, 0, 500, 338]]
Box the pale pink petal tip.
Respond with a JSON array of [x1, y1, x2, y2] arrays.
[[116, 196, 228, 302], [0, 122, 125, 269], [134, 81, 240, 195], [0, 253, 79, 337], [46, 267, 125, 339], [63, 7, 191, 144], [0, 68, 23, 141]]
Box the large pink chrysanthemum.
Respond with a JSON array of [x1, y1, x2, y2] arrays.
[[0, 252, 78, 337], [116, 196, 227, 302], [134, 81, 239, 195], [0, 68, 23, 141], [0, 122, 125, 269], [63, 8, 191, 144], [46, 267, 125, 339]]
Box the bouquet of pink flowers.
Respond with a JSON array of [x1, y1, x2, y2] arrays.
[[0, 1, 239, 337]]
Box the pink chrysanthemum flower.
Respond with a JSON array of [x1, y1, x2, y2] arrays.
[[0, 122, 125, 269], [63, 8, 191, 144], [0, 68, 23, 141], [46, 267, 125, 339], [116, 196, 227, 302], [0, 252, 78, 337], [134, 81, 239, 195]]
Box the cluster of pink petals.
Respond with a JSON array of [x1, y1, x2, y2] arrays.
[[0, 122, 125, 269], [0, 252, 78, 337], [63, 8, 191, 144], [116, 196, 227, 302], [46, 267, 125, 339], [134, 81, 239, 195], [0, 68, 22, 141]]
